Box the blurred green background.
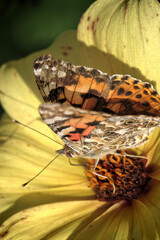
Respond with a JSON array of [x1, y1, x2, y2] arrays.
[[0, 0, 94, 115], [0, 0, 93, 64]]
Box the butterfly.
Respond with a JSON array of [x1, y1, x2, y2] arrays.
[[33, 54, 160, 174]]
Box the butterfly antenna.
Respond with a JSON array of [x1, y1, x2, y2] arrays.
[[13, 119, 63, 146], [21, 154, 60, 188]]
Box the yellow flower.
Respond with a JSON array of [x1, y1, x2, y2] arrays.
[[77, 0, 160, 92], [0, 1, 160, 239]]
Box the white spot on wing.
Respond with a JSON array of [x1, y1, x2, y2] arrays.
[[57, 71, 66, 78], [34, 68, 42, 76], [64, 110, 74, 115], [43, 64, 49, 69], [116, 129, 128, 135], [94, 128, 103, 134], [49, 82, 56, 91], [44, 116, 68, 124], [43, 86, 49, 96], [52, 66, 57, 71]]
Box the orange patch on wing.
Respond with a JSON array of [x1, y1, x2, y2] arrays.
[[90, 79, 104, 92], [75, 75, 93, 93], [69, 133, 81, 141], [63, 117, 81, 128], [82, 126, 95, 136], [68, 114, 105, 141], [82, 98, 98, 110], [71, 76, 93, 105], [100, 83, 110, 98]]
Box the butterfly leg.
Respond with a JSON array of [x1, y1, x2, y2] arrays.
[[115, 152, 147, 159], [68, 158, 86, 167], [92, 158, 100, 174], [92, 158, 116, 193]]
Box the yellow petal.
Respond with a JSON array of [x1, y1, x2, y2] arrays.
[[131, 199, 158, 240], [74, 202, 130, 240], [78, 0, 160, 91], [146, 128, 160, 180], [139, 180, 160, 237], [74, 199, 157, 240], [0, 115, 95, 224], [0, 114, 88, 186], [0, 30, 80, 124], [147, 129, 160, 163], [0, 200, 105, 240], [133, 127, 160, 180]]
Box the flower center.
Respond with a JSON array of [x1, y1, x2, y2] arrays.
[[86, 152, 150, 201]]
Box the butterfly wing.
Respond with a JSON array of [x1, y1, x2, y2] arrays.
[[39, 102, 108, 156], [34, 55, 160, 117], [104, 75, 160, 116], [34, 54, 111, 111], [39, 102, 160, 159]]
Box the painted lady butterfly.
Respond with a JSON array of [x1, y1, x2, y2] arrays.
[[34, 54, 160, 172]]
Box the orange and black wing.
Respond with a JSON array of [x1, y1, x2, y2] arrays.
[[103, 75, 160, 116], [34, 54, 110, 111]]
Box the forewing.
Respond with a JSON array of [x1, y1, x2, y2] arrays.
[[90, 114, 160, 154], [39, 103, 160, 158], [38, 102, 109, 155]]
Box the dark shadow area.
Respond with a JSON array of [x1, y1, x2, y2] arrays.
[[0, 190, 95, 225], [0, 0, 93, 65], [0, 0, 93, 117], [42, 203, 109, 240], [76, 42, 156, 89]]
